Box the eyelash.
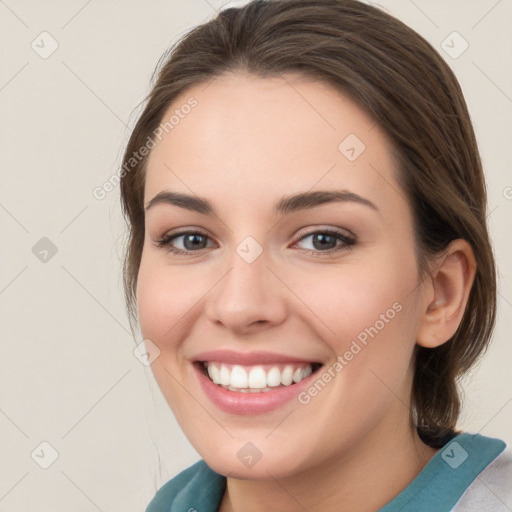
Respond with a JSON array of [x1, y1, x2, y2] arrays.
[[154, 228, 356, 257]]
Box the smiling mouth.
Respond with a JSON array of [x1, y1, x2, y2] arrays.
[[197, 361, 323, 393]]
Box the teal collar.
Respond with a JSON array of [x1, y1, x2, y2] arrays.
[[380, 432, 506, 511]]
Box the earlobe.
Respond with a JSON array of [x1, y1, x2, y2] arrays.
[[417, 239, 476, 349]]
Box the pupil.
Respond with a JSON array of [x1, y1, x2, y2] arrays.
[[184, 234, 206, 250], [313, 233, 336, 250]]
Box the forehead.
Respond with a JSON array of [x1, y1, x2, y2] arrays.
[[144, 72, 401, 212]]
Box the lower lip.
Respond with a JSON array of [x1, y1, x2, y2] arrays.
[[194, 363, 320, 414]]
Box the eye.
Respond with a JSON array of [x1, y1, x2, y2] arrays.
[[154, 227, 356, 257], [154, 230, 215, 255], [293, 228, 356, 255]]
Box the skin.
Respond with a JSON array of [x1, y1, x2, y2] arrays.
[[136, 71, 476, 512]]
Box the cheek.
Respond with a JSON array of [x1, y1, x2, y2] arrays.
[[136, 257, 200, 347], [136, 257, 201, 418], [291, 261, 419, 428], [290, 257, 416, 348], [290, 249, 420, 404], [136, 263, 169, 341]]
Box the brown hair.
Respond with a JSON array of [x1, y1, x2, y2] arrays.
[[120, 0, 496, 448]]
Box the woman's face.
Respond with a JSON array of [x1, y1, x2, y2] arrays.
[[137, 72, 429, 478]]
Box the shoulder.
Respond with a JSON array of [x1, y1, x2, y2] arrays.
[[452, 444, 512, 511], [146, 459, 226, 512]]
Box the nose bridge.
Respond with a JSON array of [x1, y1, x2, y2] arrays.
[[206, 238, 287, 331]]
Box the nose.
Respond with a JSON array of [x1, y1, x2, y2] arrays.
[[205, 247, 288, 335]]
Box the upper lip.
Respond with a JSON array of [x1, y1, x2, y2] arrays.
[[191, 350, 320, 366]]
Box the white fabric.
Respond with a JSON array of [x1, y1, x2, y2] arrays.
[[452, 446, 512, 511]]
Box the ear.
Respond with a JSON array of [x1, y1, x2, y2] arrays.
[[417, 239, 476, 349]]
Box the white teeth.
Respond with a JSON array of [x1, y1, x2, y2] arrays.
[[266, 366, 281, 387], [281, 365, 293, 386], [231, 365, 248, 388], [219, 365, 231, 386], [204, 362, 317, 391], [302, 365, 312, 379], [207, 364, 221, 384], [248, 366, 267, 389]]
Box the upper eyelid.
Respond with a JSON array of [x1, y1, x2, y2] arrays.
[[295, 225, 355, 240], [160, 226, 354, 239]]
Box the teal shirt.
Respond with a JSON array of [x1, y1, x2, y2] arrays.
[[146, 433, 507, 512]]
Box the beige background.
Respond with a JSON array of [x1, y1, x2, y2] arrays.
[[1, 0, 511, 510]]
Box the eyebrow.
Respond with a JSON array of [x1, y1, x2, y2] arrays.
[[144, 189, 379, 216]]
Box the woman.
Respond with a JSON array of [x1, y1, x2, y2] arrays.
[[119, 0, 512, 510]]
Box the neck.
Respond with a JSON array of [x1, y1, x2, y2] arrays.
[[219, 417, 439, 512]]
